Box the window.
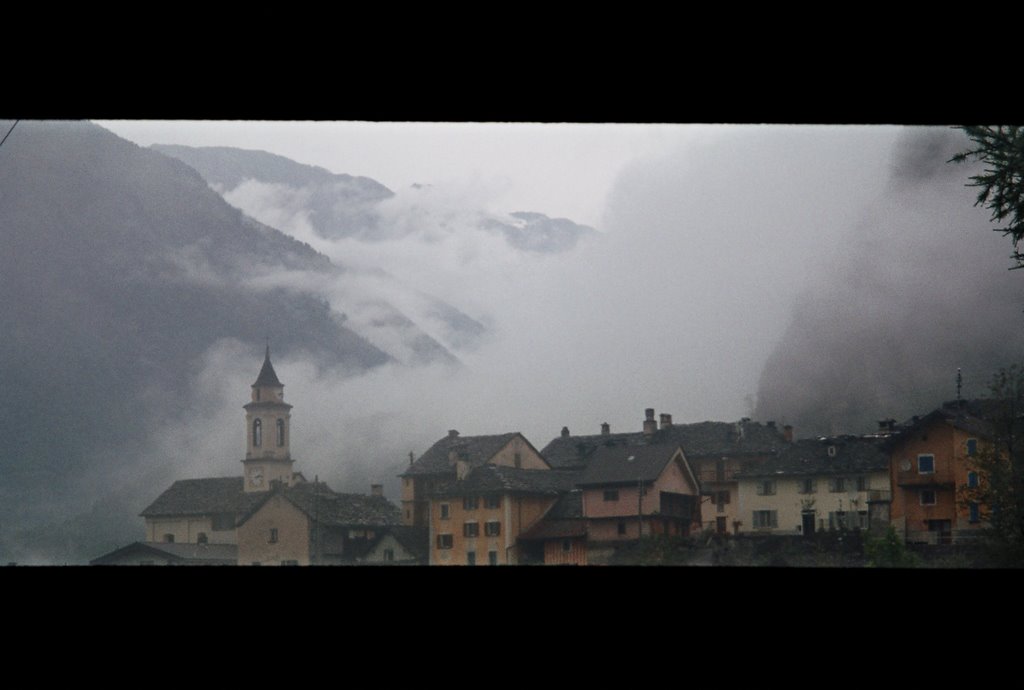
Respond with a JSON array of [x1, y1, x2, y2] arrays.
[[281, 560, 298, 566], [212, 514, 235, 531], [756, 480, 776, 496], [920, 490, 937, 506], [856, 476, 869, 491], [485, 521, 501, 537], [798, 478, 816, 495], [488, 550, 498, 566], [752, 510, 777, 529], [562, 539, 572, 552], [967, 438, 978, 457], [440, 503, 450, 520], [251, 562, 261, 566], [968, 471, 979, 488], [163, 534, 175, 543], [406, 510, 410, 520], [463, 522, 479, 538], [467, 551, 476, 566], [484, 495, 501, 509], [269, 528, 278, 543], [463, 496, 478, 510], [383, 549, 394, 562], [196, 533, 208, 544], [604, 489, 619, 501], [827, 445, 837, 457], [276, 419, 285, 447], [253, 418, 262, 447], [829, 477, 846, 493], [436, 534, 453, 549], [514, 452, 522, 468], [918, 454, 935, 474], [617, 521, 627, 535], [969, 502, 980, 523]]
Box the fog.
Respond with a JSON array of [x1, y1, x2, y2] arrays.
[[107, 123, 998, 502]]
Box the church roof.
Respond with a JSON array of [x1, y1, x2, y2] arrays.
[[253, 345, 283, 388], [140, 477, 265, 518]]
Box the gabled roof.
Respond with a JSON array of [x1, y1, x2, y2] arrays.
[[235, 481, 401, 528], [540, 420, 787, 469], [365, 526, 430, 562], [518, 491, 586, 540], [885, 400, 997, 448], [736, 436, 889, 478], [576, 444, 686, 487], [402, 431, 528, 477], [655, 421, 787, 457], [90, 541, 238, 565], [428, 465, 578, 498], [253, 345, 283, 387], [140, 477, 266, 518]]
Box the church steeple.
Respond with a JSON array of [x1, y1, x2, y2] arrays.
[[242, 345, 294, 492]]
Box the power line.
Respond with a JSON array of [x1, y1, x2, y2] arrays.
[[0, 119, 18, 150]]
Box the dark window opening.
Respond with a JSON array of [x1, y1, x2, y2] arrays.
[[253, 419, 262, 447], [269, 528, 278, 543], [276, 419, 285, 447], [196, 533, 208, 544], [604, 490, 620, 502]]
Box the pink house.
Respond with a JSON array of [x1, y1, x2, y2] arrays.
[[576, 444, 701, 542]]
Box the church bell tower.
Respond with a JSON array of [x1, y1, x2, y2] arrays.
[[242, 345, 295, 492]]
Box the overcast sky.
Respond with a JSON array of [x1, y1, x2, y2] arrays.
[[97, 120, 725, 228]]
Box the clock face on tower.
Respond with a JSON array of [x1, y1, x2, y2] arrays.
[[248, 467, 264, 488]]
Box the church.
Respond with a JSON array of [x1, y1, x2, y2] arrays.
[[91, 348, 418, 565]]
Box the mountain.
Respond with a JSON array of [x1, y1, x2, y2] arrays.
[[753, 128, 1024, 437], [0, 121, 462, 563], [152, 144, 393, 240], [152, 144, 597, 252]]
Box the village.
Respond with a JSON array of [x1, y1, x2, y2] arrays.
[[90, 346, 1001, 567]]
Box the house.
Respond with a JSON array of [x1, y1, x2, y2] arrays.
[[574, 443, 701, 543], [400, 430, 551, 528], [540, 409, 787, 536], [734, 435, 891, 536], [92, 347, 402, 565], [359, 526, 430, 565], [887, 400, 994, 545], [235, 481, 401, 565]]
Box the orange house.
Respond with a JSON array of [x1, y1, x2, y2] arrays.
[[888, 402, 993, 544]]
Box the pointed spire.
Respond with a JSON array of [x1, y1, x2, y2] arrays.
[[253, 342, 283, 388]]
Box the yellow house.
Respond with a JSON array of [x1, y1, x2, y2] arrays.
[[235, 481, 401, 565], [735, 436, 891, 536]]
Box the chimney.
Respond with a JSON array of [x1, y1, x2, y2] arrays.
[[371, 484, 383, 497], [660, 413, 673, 429], [643, 408, 657, 437], [783, 425, 793, 443], [601, 422, 610, 436], [408, 451, 414, 466], [448, 429, 459, 439], [561, 426, 570, 438]]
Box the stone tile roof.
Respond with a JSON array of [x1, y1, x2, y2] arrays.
[[402, 432, 522, 477], [736, 436, 889, 478], [428, 465, 578, 498], [140, 477, 265, 518], [278, 482, 401, 527], [90, 541, 238, 565], [540, 420, 787, 469], [576, 444, 683, 487]]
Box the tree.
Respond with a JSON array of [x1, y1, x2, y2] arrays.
[[950, 126, 1024, 269], [959, 364, 1024, 566]]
